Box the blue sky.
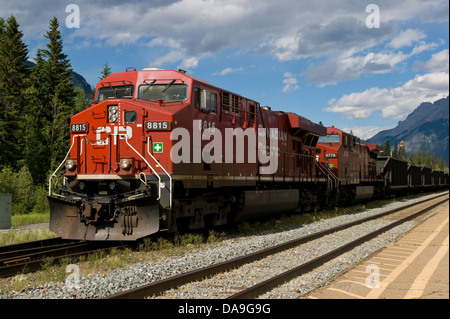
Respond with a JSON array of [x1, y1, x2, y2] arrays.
[[2, 0, 448, 140]]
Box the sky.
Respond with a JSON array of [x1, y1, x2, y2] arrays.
[[1, 0, 449, 140]]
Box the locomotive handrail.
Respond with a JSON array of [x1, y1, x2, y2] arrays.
[[146, 137, 172, 210], [315, 159, 339, 191], [49, 134, 86, 196], [116, 134, 162, 201]]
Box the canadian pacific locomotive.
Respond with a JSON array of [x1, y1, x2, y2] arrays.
[[48, 68, 449, 241]]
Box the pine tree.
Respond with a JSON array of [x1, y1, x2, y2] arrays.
[[430, 153, 437, 170], [0, 17, 7, 167], [40, 17, 76, 170], [408, 152, 416, 166], [415, 149, 421, 166], [99, 61, 112, 80], [399, 143, 407, 161], [383, 140, 390, 156], [438, 155, 446, 171], [0, 16, 29, 169], [23, 49, 53, 184], [421, 147, 428, 167], [392, 141, 399, 159]]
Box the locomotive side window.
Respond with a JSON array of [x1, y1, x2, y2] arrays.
[[200, 89, 217, 114], [139, 84, 188, 102], [305, 134, 313, 146], [318, 134, 340, 143], [97, 85, 134, 101], [194, 88, 200, 108]]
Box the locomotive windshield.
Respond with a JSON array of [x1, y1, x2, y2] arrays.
[[139, 83, 188, 102], [318, 134, 340, 143], [96, 85, 134, 101]]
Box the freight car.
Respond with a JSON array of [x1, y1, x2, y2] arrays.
[[48, 68, 449, 241], [374, 156, 447, 196]]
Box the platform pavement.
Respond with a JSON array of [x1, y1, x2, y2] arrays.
[[306, 200, 449, 299]]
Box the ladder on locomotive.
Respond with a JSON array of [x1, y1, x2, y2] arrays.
[[315, 160, 339, 193], [117, 134, 172, 210]]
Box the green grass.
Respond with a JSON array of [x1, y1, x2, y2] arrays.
[[0, 228, 57, 247], [11, 211, 50, 227], [0, 211, 55, 247]]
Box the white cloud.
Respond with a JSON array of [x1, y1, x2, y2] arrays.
[[413, 49, 449, 73], [388, 29, 426, 49], [3, 0, 447, 80], [325, 71, 449, 120], [263, 16, 397, 62], [305, 50, 410, 86], [106, 32, 140, 46], [151, 50, 199, 71], [282, 72, 300, 92], [148, 38, 180, 49], [342, 125, 392, 141], [304, 35, 438, 86], [213, 67, 244, 76]]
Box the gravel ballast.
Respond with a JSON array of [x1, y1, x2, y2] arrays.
[[0, 192, 447, 299]]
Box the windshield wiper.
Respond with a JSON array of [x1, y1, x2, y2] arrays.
[[162, 79, 176, 93], [142, 79, 156, 94]]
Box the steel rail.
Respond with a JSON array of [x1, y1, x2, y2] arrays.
[[0, 237, 64, 253], [0, 242, 89, 277], [0, 241, 82, 261], [0, 241, 130, 278], [105, 192, 448, 299], [228, 196, 448, 299]]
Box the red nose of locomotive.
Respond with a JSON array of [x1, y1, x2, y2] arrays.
[[65, 100, 141, 177], [49, 70, 180, 240]]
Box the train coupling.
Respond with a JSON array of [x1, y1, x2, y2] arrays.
[[81, 198, 115, 225]]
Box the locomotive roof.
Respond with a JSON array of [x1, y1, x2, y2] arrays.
[[287, 112, 327, 136], [97, 68, 326, 136]]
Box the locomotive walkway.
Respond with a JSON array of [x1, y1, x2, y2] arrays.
[[306, 200, 449, 299]]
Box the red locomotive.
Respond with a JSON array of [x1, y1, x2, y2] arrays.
[[48, 68, 329, 241], [48, 68, 449, 241], [316, 126, 382, 204]]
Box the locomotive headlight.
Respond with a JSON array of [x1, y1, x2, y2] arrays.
[[66, 159, 76, 171], [109, 105, 118, 123], [120, 158, 132, 171]]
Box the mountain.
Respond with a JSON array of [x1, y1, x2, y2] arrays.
[[25, 60, 94, 99], [367, 96, 449, 166], [71, 69, 95, 99]]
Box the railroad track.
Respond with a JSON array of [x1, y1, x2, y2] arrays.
[[0, 238, 129, 278], [105, 192, 449, 299]]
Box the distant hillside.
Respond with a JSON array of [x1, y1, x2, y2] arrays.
[[367, 96, 449, 166], [25, 60, 94, 99]]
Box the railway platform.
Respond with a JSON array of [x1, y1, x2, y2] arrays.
[[307, 200, 449, 299]]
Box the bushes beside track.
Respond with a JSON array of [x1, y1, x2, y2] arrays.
[[0, 165, 49, 218]]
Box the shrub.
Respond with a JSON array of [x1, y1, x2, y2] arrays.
[[0, 165, 48, 216]]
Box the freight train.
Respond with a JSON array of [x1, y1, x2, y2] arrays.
[[47, 68, 449, 241]]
